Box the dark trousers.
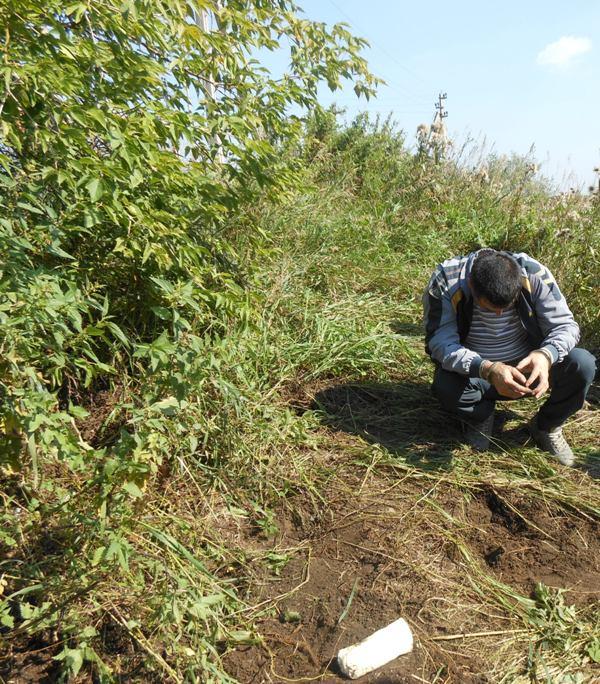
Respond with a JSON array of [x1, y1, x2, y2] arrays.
[[432, 348, 596, 431]]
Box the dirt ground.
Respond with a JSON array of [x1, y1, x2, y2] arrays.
[[3, 383, 599, 683], [224, 456, 600, 683], [0, 636, 60, 684]]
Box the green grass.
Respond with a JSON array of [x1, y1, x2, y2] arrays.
[[2, 113, 599, 682]]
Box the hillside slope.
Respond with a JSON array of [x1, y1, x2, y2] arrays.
[[3, 115, 599, 683]]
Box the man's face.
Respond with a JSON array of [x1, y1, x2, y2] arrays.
[[469, 278, 514, 315], [475, 295, 507, 316]]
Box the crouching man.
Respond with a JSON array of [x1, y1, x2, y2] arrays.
[[422, 248, 596, 464]]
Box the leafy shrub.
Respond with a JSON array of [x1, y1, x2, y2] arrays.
[[0, 0, 376, 473]]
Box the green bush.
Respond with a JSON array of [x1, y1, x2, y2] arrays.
[[0, 3, 378, 679], [0, 0, 376, 473]]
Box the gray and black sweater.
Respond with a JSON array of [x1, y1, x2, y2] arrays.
[[422, 249, 580, 377]]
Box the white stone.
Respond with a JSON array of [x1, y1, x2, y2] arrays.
[[337, 618, 413, 679]]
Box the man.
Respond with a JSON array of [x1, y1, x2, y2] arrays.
[[422, 248, 596, 465]]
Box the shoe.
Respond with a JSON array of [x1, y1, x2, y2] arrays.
[[528, 416, 575, 466], [463, 413, 494, 451]]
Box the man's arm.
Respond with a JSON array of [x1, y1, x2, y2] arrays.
[[423, 270, 483, 377], [423, 277, 534, 396], [523, 259, 580, 364]]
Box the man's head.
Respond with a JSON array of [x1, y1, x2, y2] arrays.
[[469, 250, 522, 311]]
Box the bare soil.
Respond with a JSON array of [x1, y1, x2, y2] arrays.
[[0, 634, 61, 684], [77, 383, 126, 448], [3, 382, 598, 683], [224, 460, 600, 683]]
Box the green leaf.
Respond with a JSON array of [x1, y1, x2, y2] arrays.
[[188, 603, 207, 619], [16, 201, 44, 215], [53, 647, 83, 677], [199, 593, 224, 606], [47, 240, 76, 260], [130, 169, 144, 188], [91, 546, 106, 566], [588, 639, 600, 663], [0, 610, 14, 628], [228, 630, 256, 644], [28, 413, 46, 432], [86, 177, 104, 202], [122, 481, 143, 499], [87, 109, 107, 129], [68, 403, 90, 419], [105, 321, 130, 346], [150, 306, 171, 320], [80, 626, 98, 639], [65, 3, 87, 19], [20, 602, 35, 619], [151, 396, 180, 415]]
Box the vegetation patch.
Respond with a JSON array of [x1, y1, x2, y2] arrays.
[[1, 2, 599, 682]]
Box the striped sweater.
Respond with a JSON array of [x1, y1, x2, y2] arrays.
[[422, 250, 580, 377], [464, 302, 531, 363]]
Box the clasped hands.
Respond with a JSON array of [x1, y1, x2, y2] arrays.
[[484, 351, 551, 399]]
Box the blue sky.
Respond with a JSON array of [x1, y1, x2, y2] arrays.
[[271, 0, 600, 190]]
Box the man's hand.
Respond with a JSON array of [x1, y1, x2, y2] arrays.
[[487, 362, 533, 398], [516, 351, 551, 399]]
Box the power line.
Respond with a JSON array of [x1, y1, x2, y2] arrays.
[[325, 0, 432, 104]]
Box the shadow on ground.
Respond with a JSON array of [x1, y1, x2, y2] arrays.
[[578, 376, 600, 479], [314, 381, 600, 477], [313, 381, 461, 471], [389, 320, 424, 336], [578, 452, 600, 479]]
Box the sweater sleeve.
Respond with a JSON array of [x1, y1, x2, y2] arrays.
[[423, 269, 483, 377], [529, 263, 580, 363]]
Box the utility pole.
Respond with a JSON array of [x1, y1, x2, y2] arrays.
[[434, 92, 448, 124], [430, 92, 448, 162], [196, 6, 224, 163], [198, 10, 217, 104]]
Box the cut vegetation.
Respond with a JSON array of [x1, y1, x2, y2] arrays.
[[1, 3, 599, 683]]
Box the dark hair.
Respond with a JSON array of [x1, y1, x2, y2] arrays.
[[470, 250, 521, 307]]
